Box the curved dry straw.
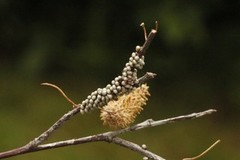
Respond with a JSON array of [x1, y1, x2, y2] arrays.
[[41, 83, 78, 107]]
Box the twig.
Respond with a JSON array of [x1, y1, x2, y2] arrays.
[[0, 109, 216, 159], [138, 22, 158, 57], [140, 22, 148, 41], [107, 109, 217, 137], [29, 107, 81, 146], [136, 72, 157, 85], [0, 22, 218, 160], [182, 139, 221, 160], [110, 137, 165, 160], [41, 83, 78, 107], [29, 71, 156, 148], [25, 22, 158, 147]]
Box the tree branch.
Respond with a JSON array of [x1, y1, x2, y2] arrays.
[[29, 71, 157, 148], [0, 109, 216, 159], [23, 22, 158, 147], [106, 109, 217, 137], [110, 137, 165, 160], [0, 22, 218, 160], [138, 29, 157, 57], [138, 21, 158, 57]]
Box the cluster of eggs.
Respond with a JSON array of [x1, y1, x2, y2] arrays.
[[79, 46, 145, 114]]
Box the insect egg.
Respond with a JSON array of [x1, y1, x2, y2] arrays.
[[135, 46, 141, 52], [132, 52, 136, 57], [101, 89, 107, 96]]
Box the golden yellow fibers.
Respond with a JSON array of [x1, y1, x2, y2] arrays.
[[100, 84, 150, 129]]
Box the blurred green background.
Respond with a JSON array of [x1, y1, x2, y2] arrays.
[[0, 0, 239, 159]]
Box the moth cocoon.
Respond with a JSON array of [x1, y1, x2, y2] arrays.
[[100, 84, 150, 129]]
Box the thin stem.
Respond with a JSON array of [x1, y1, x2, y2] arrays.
[[140, 22, 148, 41], [137, 72, 157, 85], [41, 83, 78, 107], [110, 137, 165, 160], [182, 139, 221, 160], [138, 30, 157, 57], [30, 107, 81, 146], [138, 21, 158, 57], [107, 109, 217, 137]]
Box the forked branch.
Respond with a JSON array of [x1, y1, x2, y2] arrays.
[[27, 22, 158, 147], [0, 109, 216, 159], [0, 22, 159, 159], [0, 22, 219, 160]]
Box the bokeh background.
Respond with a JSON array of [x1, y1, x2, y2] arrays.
[[0, 0, 240, 159]]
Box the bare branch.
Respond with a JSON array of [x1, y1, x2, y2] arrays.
[[138, 21, 158, 57], [0, 109, 216, 159], [30, 107, 81, 146], [110, 137, 165, 160], [29, 72, 156, 147], [35, 72, 155, 146], [0, 22, 218, 160], [136, 72, 157, 85], [131, 109, 217, 130], [25, 22, 158, 147], [138, 29, 157, 57], [107, 109, 217, 137]]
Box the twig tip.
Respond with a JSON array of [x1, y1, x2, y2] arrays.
[[41, 82, 50, 86], [151, 29, 157, 33], [146, 72, 157, 78], [155, 21, 158, 31], [208, 109, 217, 113]]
